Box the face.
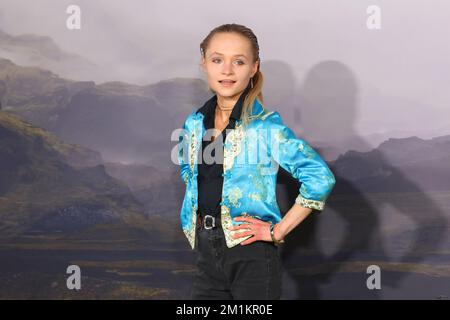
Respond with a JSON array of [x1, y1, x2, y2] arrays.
[[201, 32, 259, 99]]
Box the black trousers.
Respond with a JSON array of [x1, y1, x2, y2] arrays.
[[190, 215, 282, 300]]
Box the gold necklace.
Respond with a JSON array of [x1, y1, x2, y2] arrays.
[[215, 105, 230, 129], [216, 102, 233, 111]]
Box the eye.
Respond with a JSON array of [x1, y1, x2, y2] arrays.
[[211, 58, 244, 65]]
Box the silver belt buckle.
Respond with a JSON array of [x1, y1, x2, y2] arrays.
[[203, 215, 215, 229]]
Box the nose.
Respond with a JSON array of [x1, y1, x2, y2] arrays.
[[221, 60, 234, 75]]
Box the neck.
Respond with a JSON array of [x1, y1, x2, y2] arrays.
[[216, 95, 237, 110], [215, 103, 232, 123], [215, 95, 238, 121]]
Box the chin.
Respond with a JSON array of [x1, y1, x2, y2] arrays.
[[211, 83, 246, 98]]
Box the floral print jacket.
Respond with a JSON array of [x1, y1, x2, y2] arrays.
[[177, 98, 336, 249]]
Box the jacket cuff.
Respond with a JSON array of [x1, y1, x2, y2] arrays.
[[295, 194, 325, 211]]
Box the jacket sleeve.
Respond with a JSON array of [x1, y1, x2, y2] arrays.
[[178, 117, 191, 185], [267, 111, 336, 211]]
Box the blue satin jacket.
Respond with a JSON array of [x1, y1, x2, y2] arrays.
[[178, 98, 336, 249]]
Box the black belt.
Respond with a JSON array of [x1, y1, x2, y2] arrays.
[[197, 213, 221, 230]]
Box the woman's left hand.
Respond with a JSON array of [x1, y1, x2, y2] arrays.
[[227, 215, 274, 245]]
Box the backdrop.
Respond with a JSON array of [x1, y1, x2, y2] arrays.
[[0, 0, 449, 299]]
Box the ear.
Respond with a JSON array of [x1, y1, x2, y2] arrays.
[[251, 60, 259, 77], [200, 57, 207, 73]]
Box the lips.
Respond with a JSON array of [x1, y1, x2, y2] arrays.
[[219, 80, 236, 87]]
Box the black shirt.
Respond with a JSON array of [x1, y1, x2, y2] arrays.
[[196, 83, 251, 218]]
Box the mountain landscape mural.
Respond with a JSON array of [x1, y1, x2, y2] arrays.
[[0, 23, 449, 300]]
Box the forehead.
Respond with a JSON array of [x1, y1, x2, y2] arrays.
[[207, 32, 252, 57]]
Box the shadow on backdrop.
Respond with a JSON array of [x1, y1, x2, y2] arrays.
[[266, 60, 448, 299]]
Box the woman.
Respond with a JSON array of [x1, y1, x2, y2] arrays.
[[178, 23, 336, 300]]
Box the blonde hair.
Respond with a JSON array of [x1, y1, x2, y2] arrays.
[[200, 23, 266, 127]]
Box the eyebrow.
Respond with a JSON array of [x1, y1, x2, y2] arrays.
[[209, 52, 248, 59]]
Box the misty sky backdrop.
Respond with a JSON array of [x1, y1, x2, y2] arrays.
[[1, 0, 449, 144]]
